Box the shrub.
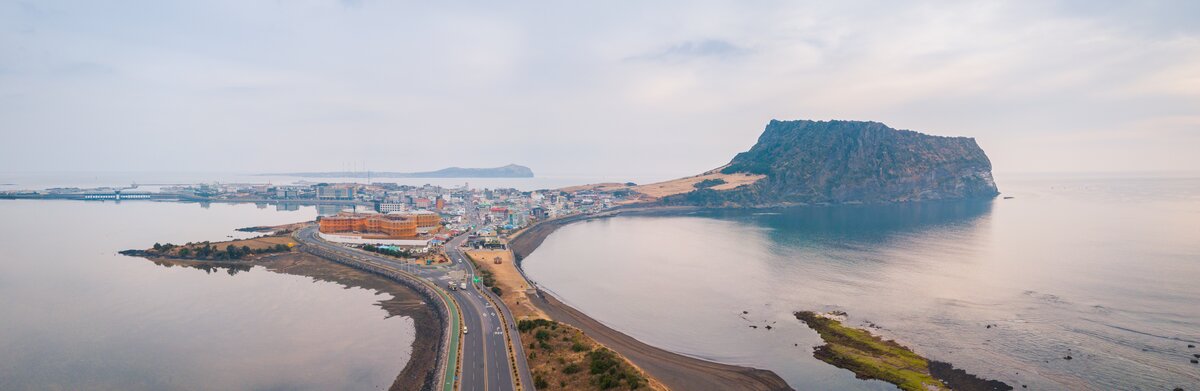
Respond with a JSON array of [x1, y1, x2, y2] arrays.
[[534, 375, 548, 389], [518, 318, 555, 332], [595, 373, 619, 389], [693, 178, 728, 189], [588, 348, 618, 372], [626, 372, 644, 389], [562, 363, 581, 374]]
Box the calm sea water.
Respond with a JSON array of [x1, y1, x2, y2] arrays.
[[524, 173, 1200, 390], [0, 171, 655, 192], [0, 200, 414, 390]]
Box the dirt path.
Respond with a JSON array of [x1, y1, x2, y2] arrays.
[[466, 249, 547, 320]]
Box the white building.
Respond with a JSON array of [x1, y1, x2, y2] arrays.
[[378, 202, 408, 213]]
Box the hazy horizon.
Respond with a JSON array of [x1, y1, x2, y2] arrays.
[[3, 1, 1198, 177]]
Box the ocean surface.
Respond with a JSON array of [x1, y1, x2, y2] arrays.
[[524, 173, 1200, 390], [0, 171, 653, 192], [0, 200, 414, 390]]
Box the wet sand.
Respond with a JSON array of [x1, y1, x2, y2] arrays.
[[510, 208, 793, 391], [142, 252, 441, 391]]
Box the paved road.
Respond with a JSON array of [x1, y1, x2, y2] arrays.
[[296, 225, 527, 391], [452, 194, 534, 390], [445, 235, 535, 390]]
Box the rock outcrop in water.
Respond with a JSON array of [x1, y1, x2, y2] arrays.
[[664, 119, 998, 207]]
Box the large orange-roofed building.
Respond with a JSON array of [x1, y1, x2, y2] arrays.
[[318, 211, 441, 239]]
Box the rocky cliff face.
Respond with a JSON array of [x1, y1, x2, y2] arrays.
[[665, 119, 998, 207]]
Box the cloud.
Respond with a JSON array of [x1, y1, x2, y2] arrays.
[[627, 39, 749, 62], [0, 1, 1197, 176]]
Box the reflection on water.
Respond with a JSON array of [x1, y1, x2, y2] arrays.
[[525, 174, 1200, 390], [704, 199, 993, 249], [0, 200, 414, 390], [148, 258, 254, 276]]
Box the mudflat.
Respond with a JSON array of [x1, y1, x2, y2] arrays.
[[143, 252, 441, 391]]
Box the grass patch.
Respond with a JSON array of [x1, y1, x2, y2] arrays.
[[518, 319, 654, 390], [795, 311, 948, 391], [693, 178, 728, 189]]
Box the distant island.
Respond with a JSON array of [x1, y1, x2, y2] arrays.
[[566, 118, 999, 208], [265, 164, 534, 178]]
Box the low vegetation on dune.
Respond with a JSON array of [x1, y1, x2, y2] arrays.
[[128, 235, 296, 261], [692, 178, 727, 189], [466, 256, 502, 296], [794, 311, 949, 391], [518, 319, 660, 390]]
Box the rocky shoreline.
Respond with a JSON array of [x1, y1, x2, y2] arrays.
[[511, 207, 1022, 391], [794, 311, 1011, 391]]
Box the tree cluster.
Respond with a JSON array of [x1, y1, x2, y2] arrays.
[[156, 241, 291, 260], [362, 244, 415, 258], [693, 178, 728, 189]]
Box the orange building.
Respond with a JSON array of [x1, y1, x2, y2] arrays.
[[407, 210, 441, 230], [318, 212, 442, 239], [319, 213, 418, 238]]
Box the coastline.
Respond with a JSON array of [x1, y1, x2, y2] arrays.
[[513, 205, 1020, 391], [508, 207, 793, 391], [509, 205, 702, 260], [135, 252, 441, 391], [794, 311, 1012, 391]]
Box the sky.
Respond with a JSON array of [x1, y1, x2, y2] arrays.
[[2, 1, 1199, 179]]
